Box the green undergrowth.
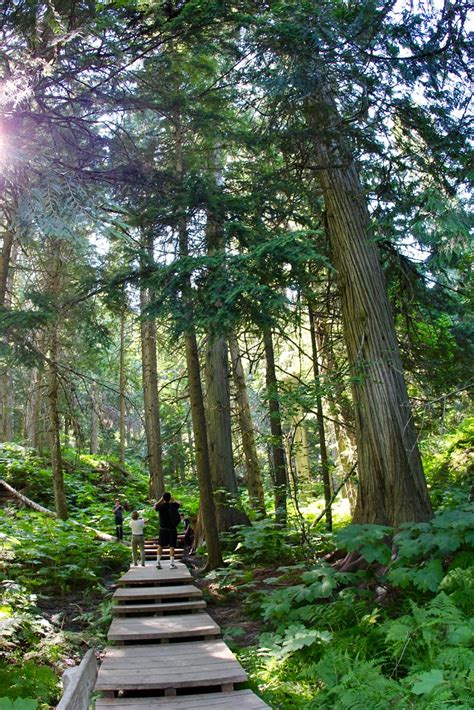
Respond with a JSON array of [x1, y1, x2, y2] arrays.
[[0, 508, 129, 708], [422, 416, 474, 508], [214, 505, 474, 709]]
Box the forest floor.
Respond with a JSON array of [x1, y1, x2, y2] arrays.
[[194, 564, 291, 648]]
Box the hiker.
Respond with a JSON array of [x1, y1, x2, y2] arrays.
[[154, 492, 181, 569], [130, 510, 146, 566], [182, 513, 194, 549], [113, 499, 124, 541]]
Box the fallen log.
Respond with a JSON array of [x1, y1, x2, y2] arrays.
[[0, 479, 116, 542], [0, 479, 55, 516]]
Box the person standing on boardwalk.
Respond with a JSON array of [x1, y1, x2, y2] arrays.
[[130, 510, 146, 566], [113, 499, 124, 541], [154, 492, 181, 569]]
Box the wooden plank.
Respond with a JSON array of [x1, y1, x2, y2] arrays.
[[95, 641, 247, 692], [113, 600, 206, 615], [104, 640, 235, 660], [118, 564, 191, 587], [113, 585, 202, 601], [95, 690, 270, 708], [56, 648, 97, 710], [107, 613, 220, 641]]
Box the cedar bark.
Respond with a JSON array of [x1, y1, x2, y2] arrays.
[[307, 86, 432, 525], [140, 231, 165, 498], [175, 116, 222, 569], [229, 335, 266, 516], [263, 328, 287, 524]]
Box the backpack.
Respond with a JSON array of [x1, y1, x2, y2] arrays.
[[169, 505, 181, 529]]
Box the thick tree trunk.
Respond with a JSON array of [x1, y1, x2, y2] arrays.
[[119, 311, 126, 465], [307, 88, 432, 526], [263, 328, 287, 524], [175, 115, 222, 569], [309, 304, 332, 531], [229, 335, 266, 516], [140, 237, 165, 498]]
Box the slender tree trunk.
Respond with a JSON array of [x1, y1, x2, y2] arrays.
[[309, 304, 332, 531], [119, 311, 126, 465], [186, 414, 196, 478], [0, 228, 14, 307], [175, 115, 222, 569], [0, 234, 16, 442], [140, 232, 165, 499], [293, 411, 311, 481], [176, 427, 186, 483], [185, 328, 223, 568], [25, 368, 43, 449], [47, 326, 67, 520], [316, 312, 358, 514], [307, 87, 432, 525], [204, 152, 249, 532], [229, 335, 266, 516], [263, 328, 287, 524], [205, 336, 249, 530], [140, 307, 165, 498], [90, 389, 99, 455]]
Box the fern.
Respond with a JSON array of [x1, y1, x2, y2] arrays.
[[439, 565, 474, 614]]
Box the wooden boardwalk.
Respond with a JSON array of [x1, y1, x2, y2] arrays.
[[94, 558, 270, 709]]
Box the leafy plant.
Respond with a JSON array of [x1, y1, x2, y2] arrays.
[[229, 519, 295, 564], [0, 662, 58, 705]]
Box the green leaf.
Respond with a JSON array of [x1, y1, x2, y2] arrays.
[[413, 559, 444, 592], [0, 700, 37, 710], [410, 669, 445, 695]]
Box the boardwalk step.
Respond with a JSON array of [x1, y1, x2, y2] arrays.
[[113, 600, 206, 615], [107, 613, 220, 642], [95, 640, 247, 695], [95, 688, 270, 708], [118, 564, 191, 587], [113, 585, 202, 602]]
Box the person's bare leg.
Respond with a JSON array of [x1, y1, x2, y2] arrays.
[[169, 545, 176, 568], [156, 544, 163, 568]]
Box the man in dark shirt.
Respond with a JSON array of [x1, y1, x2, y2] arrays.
[[113, 499, 124, 541], [154, 492, 181, 569]]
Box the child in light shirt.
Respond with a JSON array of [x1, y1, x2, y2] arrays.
[[130, 511, 146, 566]]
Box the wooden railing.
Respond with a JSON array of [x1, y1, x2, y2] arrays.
[[56, 649, 97, 710]]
